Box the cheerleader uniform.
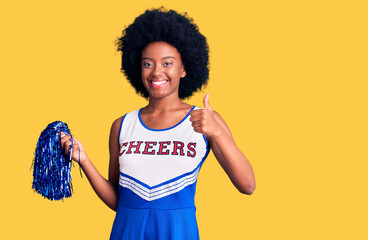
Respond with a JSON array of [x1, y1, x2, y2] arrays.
[[110, 106, 210, 240]]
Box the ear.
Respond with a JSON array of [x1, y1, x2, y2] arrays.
[[181, 66, 187, 78]]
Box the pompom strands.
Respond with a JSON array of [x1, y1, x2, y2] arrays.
[[32, 121, 82, 201]]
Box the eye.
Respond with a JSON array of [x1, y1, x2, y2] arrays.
[[143, 62, 152, 68], [163, 61, 172, 67]]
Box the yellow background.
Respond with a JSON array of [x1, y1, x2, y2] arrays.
[[1, 0, 367, 239]]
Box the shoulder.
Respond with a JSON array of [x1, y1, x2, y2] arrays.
[[110, 109, 141, 135], [111, 116, 124, 131], [110, 110, 133, 135], [109, 117, 124, 145], [112, 109, 140, 127]]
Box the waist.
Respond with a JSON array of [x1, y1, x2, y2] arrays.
[[117, 183, 197, 209]]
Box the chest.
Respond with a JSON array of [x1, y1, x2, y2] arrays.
[[118, 110, 209, 187]]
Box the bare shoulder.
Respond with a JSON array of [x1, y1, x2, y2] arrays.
[[110, 116, 125, 142], [112, 116, 124, 130]]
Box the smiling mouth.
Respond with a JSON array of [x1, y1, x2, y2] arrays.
[[149, 80, 169, 88]]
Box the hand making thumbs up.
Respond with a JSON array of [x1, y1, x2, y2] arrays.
[[189, 93, 221, 138]]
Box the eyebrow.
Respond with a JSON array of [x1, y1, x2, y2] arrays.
[[142, 56, 176, 61]]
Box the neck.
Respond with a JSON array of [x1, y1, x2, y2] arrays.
[[145, 94, 185, 112]]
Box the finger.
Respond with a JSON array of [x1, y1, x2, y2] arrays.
[[60, 134, 71, 149], [191, 121, 201, 128], [190, 109, 203, 117], [60, 131, 67, 138], [61, 139, 71, 156], [189, 115, 202, 122], [193, 127, 204, 134], [60, 132, 70, 142], [203, 93, 212, 111], [60, 134, 76, 157], [73, 138, 81, 152], [60, 131, 72, 139]]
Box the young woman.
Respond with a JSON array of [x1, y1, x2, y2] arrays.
[[61, 8, 255, 240]]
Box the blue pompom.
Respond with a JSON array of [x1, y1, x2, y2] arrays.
[[32, 121, 75, 200]]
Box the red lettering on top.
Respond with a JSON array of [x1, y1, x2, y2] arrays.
[[142, 141, 157, 155], [157, 141, 171, 155], [187, 142, 197, 158], [126, 141, 143, 154], [172, 141, 185, 156], [119, 142, 128, 156]]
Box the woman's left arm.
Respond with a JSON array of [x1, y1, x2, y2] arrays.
[[190, 94, 256, 194]]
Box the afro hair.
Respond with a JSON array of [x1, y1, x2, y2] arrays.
[[116, 7, 209, 99]]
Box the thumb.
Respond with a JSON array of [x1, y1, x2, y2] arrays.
[[203, 93, 212, 110]]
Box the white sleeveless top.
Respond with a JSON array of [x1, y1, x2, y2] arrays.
[[118, 106, 209, 202]]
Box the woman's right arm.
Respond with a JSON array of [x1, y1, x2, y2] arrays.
[[60, 117, 123, 211]]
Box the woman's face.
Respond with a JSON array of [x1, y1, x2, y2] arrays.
[[141, 41, 186, 100]]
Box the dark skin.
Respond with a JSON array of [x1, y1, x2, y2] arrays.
[[61, 41, 256, 211]]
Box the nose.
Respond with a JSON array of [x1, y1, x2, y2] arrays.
[[152, 64, 164, 78]]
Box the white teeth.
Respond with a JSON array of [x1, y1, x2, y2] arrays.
[[152, 81, 166, 85]]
